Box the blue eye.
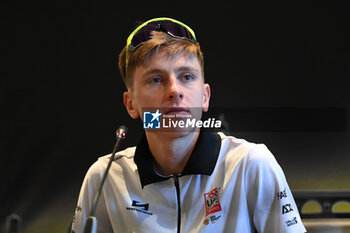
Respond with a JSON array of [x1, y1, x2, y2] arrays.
[[182, 74, 193, 81], [149, 76, 162, 84], [152, 77, 161, 83]]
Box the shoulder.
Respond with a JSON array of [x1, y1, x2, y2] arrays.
[[240, 143, 288, 192], [217, 132, 256, 157], [217, 132, 282, 179], [244, 143, 282, 175], [217, 132, 272, 166], [218, 132, 252, 148], [85, 146, 137, 180], [245, 143, 278, 168]]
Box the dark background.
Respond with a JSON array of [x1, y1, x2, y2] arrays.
[[1, 2, 349, 232]]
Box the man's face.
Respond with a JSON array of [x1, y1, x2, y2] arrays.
[[123, 49, 210, 132]]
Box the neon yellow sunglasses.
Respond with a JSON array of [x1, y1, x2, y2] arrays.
[[125, 17, 197, 66]]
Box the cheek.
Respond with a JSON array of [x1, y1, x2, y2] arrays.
[[135, 90, 163, 107], [189, 87, 205, 101]]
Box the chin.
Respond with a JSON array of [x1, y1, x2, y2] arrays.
[[152, 127, 199, 138]]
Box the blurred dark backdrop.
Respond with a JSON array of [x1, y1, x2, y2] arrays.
[[1, 1, 349, 232]]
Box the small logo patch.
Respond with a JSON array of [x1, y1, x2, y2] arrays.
[[204, 187, 222, 216], [282, 203, 294, 215], [126, 200, 153, 215], [203, 218, 210, 225], [277, 188, 287, 200], [210, 215, 221, 223], [286, 217, 298, 227]]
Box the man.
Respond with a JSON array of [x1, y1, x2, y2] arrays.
[[71, 17, 306, 233]]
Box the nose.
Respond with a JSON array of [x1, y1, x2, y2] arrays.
[[166, 75, 183, 102]]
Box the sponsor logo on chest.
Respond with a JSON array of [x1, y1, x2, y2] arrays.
[[204, 187, 222, 216], [203, 187, 223, 225]]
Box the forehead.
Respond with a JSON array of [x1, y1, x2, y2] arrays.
[[137, 49, 202, 75]]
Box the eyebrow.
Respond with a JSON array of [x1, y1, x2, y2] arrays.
[[143, 66, 200, 77], [175, 66, 200, 75]]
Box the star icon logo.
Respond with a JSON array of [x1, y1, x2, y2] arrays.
[[150, 109, 162, 122], [143, 109, 162, 129]]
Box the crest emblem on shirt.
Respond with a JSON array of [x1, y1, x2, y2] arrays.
[[204, 187, 222, 216]]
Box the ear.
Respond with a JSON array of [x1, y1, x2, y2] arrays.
[[123, 91, 140, 119], [202, 83, 211, 112]]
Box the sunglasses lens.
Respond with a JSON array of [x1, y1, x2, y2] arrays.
[[161, 21, 193, 39], [130, 23, 157, 48], [130, 20, 194, 49]]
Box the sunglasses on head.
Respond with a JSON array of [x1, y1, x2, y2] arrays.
[[125, 17, 197, 66]]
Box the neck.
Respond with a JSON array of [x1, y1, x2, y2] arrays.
[[145, 129, 200, 176]]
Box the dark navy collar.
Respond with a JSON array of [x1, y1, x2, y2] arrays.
[[134, 129, 221, 188]]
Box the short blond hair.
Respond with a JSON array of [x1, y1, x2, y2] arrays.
[[118, 32, 204, 89]]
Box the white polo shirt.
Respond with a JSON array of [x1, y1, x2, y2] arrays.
[[71, 130, 306, 233]]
